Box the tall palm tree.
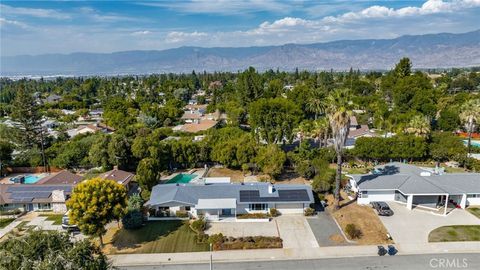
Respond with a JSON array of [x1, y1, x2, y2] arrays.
[[306, 87, 327, 119], [311, 117, 329, 148], [460, 99, 480, 154], [405, 115, 431, 137], [326, 88, 354, 209], [294, 120, 313, 143]]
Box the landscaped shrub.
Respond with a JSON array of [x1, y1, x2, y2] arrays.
[[269, 208, 279, 217], [190, 218, 206, 233], [345, 223, 362, 239], [237, 213, 270, 219], [304, 207, 315, 216], [122, 209, 144, 230], [211, 235, 283, 250], [175, 210, 189, 218], [0, 209, 22, 216]]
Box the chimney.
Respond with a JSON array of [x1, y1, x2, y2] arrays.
[[268, 184, 274, 194], [113, 165, 118, 170]]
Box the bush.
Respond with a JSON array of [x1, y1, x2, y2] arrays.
[[122, 209, 144, 230], [175, 210, 189, 218], [304, 207, 315, 216], [345, 223, 362, 239], [269, 208, 279, 217], [237, 213, 270, 219], [208, 234, 283, 250], [190, 218, 206, 233], [0, 209, 22, 216]]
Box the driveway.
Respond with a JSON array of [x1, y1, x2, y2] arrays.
[[206, 221, 278, 237], [307, 211, 351, 246], [206, 216, 319, 249], [275, 215, 319, 249], [379, 202, 480, 245]]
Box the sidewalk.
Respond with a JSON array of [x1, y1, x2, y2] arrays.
[[110, 242, 480, 267]]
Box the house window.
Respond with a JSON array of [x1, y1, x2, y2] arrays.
[[185, 206, 191, 211], [359, 191, 368, 198], [467, 194, 479, 198], [37, 203, 51, 210], [249, 204, 267, 211]]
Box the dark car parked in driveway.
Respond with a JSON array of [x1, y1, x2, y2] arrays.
[[371, 202, 394, 216]]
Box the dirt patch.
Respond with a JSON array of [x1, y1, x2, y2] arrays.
[[327, 192, 393, 245], [206, 168, 245, 182], [329, 234, 346, 244], [274, 171, 309, 185]]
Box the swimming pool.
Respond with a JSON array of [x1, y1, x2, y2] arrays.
[[463, 140, 480, 147], [10, 174, 42, 184], [166, 173, 197, 184]]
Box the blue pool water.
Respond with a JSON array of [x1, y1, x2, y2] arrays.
[[166, 173, 197, 184], [463, 140, 480, 147], [24, 175, 42, 184]]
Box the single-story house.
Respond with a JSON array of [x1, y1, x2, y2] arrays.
[[100, 168, 136, 192], [35, 170, 82, 185], [146, 183, 314, 221], [0, 184, 73, 213], [348, 162, 480, 215]]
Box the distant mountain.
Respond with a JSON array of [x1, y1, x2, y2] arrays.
[[2, 30, 480, 76]]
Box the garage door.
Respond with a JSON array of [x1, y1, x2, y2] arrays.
[[275, 203, 304, 214]]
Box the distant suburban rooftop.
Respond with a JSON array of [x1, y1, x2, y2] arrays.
[[36, 170, 82, 185], [146, 182, 314, 207], [349, 162, 480, 195], [101, 169, 135, 186], [0, 184, 73, 204]]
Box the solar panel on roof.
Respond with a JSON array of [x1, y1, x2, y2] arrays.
[[10, 191, 51, 199], [239, 189, 309, 202]]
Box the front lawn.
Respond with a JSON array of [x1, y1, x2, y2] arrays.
[[104, 221, 209, 254], [466, 208, 480, 219], [429, 225, 480, 242], [0, 218, 15, 229], [39, 214, 64, 225]]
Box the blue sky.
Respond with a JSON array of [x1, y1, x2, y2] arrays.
[[1, 0, 479, 56]]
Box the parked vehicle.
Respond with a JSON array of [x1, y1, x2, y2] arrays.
[[61, 211, 79, 231], [387, 245, 397, 256], [377, 246, 387, 256], [371, 202, 394, 216]]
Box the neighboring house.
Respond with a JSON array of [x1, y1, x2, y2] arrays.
[[178, 104, 226, 133], [345, 116, 377, 149], [348, 162, 480, 215], [146, 183, 314, 221], [100, 168, 136, 192], [66, 123, 114, 138], [36, 170, 82, 185], [43, 94, 62, 104], [0, 184, 73, 213]]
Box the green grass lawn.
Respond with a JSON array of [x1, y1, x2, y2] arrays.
[[429, 225, 480, 242], [467, 208, 480, 219], [0, 218, 15, 229], [39, 214, 64, 225], [107, 221, 209, 254]]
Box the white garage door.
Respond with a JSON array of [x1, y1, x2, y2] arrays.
[[366, 190, 396, 202], [275, 203, 304, 214]]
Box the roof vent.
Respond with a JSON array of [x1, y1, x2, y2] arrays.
[[420, 172, 431, 177]]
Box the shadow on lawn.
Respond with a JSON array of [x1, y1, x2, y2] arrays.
[[111, 220, 184, 250]]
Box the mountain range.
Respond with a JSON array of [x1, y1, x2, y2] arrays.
[[1, 30, 480, 76]]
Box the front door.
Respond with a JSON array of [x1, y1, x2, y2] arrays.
[[221, 209, 232, 216]]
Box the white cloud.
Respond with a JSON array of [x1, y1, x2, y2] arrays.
[[0, 17, 28, 28], [0, 4, 70, 20], [166, 31, 208, 43], [140, 0, 292, 15], [131, 30, 151, 36]]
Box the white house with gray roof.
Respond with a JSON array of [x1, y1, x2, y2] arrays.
[[348, 162, 480, 215], [145, 182, 314, 221]]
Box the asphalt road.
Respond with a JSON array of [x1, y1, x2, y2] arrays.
[[119, 253, 480, 270]]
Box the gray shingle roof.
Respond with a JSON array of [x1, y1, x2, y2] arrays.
[[350, 162, 480, 195], [146, 183, 314, 207]]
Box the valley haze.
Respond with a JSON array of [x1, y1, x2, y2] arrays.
[[1, 30, 480, 77]]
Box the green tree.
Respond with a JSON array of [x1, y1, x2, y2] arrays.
[[326, 88, 354, 209], [394, 57, 412, 78], [429, 132, 467, 162], [89, 134, 112, 170], [0, 230, 110, 270], [66, 178, 127, 246], [249, 98, 302, 144], [255, 144, 286, 178], [0, 140, 13, 175], [405, 115, 431, 137], [136, 158, 160, 191], [437, 109, 460, 131]]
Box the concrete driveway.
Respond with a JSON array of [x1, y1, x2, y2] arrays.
[[206, 221, 278, 237], [379, 202, 480, 245], [205, 216, 319, 249], [275, 215, 319, 249]]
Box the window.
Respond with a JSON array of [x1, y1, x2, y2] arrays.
[[249, 204, 267, 211], [185, 206, 191, 211], [37, 203, 51, 210], [467, 194, 479, 198]]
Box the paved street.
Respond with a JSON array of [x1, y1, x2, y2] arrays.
[[307, 212, 351, 247], [119, 253, 480, 270]]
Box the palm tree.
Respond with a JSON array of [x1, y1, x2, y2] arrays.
[[294, 120, 313, 143], [460, 99, 480, 154], [405, 115, 431, 137], [306, 87, 327, 119], [326, 88, 354, 209], [311, 117, 329, 148]]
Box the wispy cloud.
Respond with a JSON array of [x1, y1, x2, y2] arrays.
[[0, 4, 71, 20], [139, 0, 294, 15]]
